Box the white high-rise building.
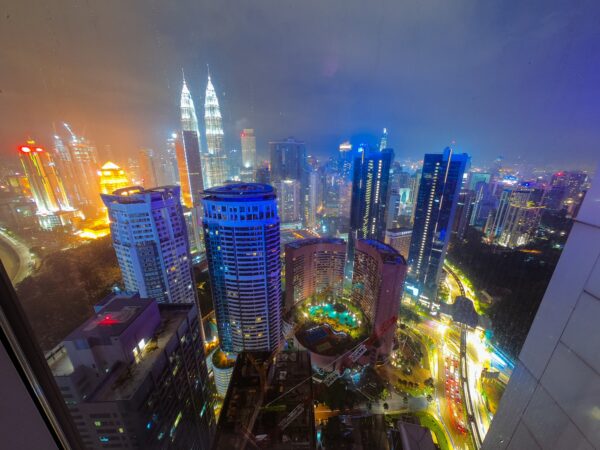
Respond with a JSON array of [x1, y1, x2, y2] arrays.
[[101, 185, 197, 304], [204, 74, 227, 188], [275, 179, 302, 224], [240, 128, 257, 169], [201, 183, 282, 353]]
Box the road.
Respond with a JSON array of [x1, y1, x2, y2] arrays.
[[444, 263, 487, 448], [0, 228, 36, 285]]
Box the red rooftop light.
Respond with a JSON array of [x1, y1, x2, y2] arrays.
[[20, 146, 31, 153], [98, 314, 119, 326]]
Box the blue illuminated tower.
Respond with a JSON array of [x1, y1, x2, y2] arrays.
[[407, 147, 469, 297], [201, 184, 282, 352]]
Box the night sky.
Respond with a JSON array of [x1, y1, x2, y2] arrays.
[[1, 0, 599, 168]]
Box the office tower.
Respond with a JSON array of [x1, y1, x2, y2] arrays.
[[52, 134, 84, 207], [18, 142, 80, 229], [338, 140, 354, 179], [63, 123, 101, 211], [351, 239, 407, 360], [240, 128, 257, 170], [213, 351, 315, 449], [379, 127, 389, 151], [174, 134, 194, 208], [180, 78, 205, 205], [204, 74, 227, 188], [48, 294, 214, 450], [284, 237, 346, 310], [162, 133, 180, 185], [98, 161, 130, 195], [349, 147, 394, 241], [306, 169, 319, 229], [408, 147, 469, 296], [255, 166, 271, 185], [275, 179, 302, 224], [138, 148, 158, 188], [201, 184, 282, 353], [346, 147, 394, 276], [127, 156, 141, 184], [19, 143, 71, 214], [452, 189, 476, 240], [470, 180, 496, 228], [101, 186, 197, 304], [483, 172, 600, 449], [269, 137, 307, 183], [270, 137, 309, 227], [384, 227, 412, 259]]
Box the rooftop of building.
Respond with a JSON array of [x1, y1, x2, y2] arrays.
[[91, 304, 194, 402], [202, 183, 275, 201], [214, 350, 315, 449], [64, 296, 155, 341], [359, 239, 407, 265], [285, 236, 346, 249], [102, 185, 180, 203]]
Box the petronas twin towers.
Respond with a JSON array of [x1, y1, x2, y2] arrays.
[[179, 71, 227, 191]]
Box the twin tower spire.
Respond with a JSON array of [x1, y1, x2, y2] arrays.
[[179, 69, 226, 189]]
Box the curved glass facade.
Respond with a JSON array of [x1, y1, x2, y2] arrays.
[[201, 184, 282, 352]]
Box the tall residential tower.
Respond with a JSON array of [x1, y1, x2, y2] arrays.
[[102, 186, 198, 305], [201, 184, 282, 353]]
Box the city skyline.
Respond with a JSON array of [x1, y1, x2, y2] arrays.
[[2, 1, 599, 168], [1, 2, 599, 448]]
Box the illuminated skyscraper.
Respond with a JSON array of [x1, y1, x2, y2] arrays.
[[275, 179, 302, 224], [338, 141, 353, 179], [102, 186, 198, 305], [98, 161, 130, 195], [180, 77, 205, 206], [204, 74, 227, 188], [138, 148, 158, 188], [201, 184, 282, 353], [346, 147, 394, 276], [240, 129, 256, 170], [19, 142, 71, 214], [62, 123, 101, 211], [407, 147, 469, 297], [19, 142, 82, 230], [379, 127, 389, 151]]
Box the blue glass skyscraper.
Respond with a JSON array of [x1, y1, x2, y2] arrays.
[[346, 147, 394, 277], [201, 183, 282, 352], [407, 147, 469, 297]]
